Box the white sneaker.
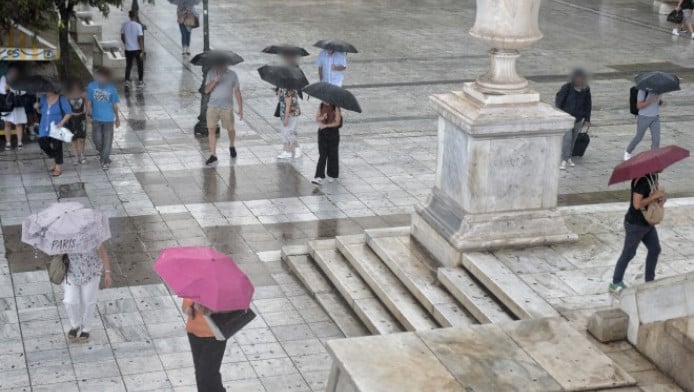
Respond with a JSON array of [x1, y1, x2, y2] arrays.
[[124, 80, 130, 88], [568, 158, 575, 167], [182, 46, 188, 55], [327, 177, 335, 183], [623, 151, 632, 161], [311, 177, 322, 185], [293, 147, 302, 158], [673, 28, 680, 36], [277, 151, 292, 159], [560, 161, 567, 170], [137, 81, 146, 89]]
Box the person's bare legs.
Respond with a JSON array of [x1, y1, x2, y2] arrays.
[[207, 127, 217, 156], [4, 122, 11, 148], [15, 125, 23, 148]]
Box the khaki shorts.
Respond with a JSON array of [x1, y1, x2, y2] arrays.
[[206, 106, 235, 131]]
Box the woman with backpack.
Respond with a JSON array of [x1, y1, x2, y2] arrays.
[[609, 173, 665, 294], [555, 69, 591, 170], [35, 87, 72, 177]]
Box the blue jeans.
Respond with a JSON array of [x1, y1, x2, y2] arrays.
[[562, 119, 584, 161], [612, 221, 661, 284], [179, 23, 191, 47]]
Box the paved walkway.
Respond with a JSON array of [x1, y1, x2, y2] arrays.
[[0, 0, 693, 391]]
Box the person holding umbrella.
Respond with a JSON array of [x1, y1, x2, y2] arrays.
[[171, 0, 200, 55], [303, 82, 362, 185], [154, 247, 255, 392], [257, 64, 309, 159], [624, 71, 679, 161], [192, 51, 244, 165], [607, 145, 690, 293], [21, 202, 113, 343], [314, 39, 357, 87]]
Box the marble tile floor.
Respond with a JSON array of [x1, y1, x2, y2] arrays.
[[0, 0, 693, 390]]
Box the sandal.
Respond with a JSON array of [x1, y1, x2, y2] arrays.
[[51, 169, 62, 177], [67, 328, 80, 342]]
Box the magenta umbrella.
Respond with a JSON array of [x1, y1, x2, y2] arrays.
[[154, 246, 254, 312]]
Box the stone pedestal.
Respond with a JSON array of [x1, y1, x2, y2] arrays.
[[412, 84, 578, 266]]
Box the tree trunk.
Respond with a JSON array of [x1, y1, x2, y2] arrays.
[[58, 4, 73, 79]]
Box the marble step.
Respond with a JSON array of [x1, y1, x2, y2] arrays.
[[336, 234, 438, 331], [309, 239, 403, 335], [284, 255, 368, 337], [365, 234, 476, 327], [462, 252, 560, 320], [437, 267, 514, 324]]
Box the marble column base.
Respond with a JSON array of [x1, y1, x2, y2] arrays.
[[412, 190, 578, 267], [410, 84, 578, 266]]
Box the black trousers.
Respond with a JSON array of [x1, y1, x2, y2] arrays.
[[38, 137, 63, 165], [125, 50, 144, 82], [315, 128, 340, 179], [187, 333, 227, 392]]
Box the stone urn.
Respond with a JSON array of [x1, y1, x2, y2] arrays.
[[469, 0, 543, 94]]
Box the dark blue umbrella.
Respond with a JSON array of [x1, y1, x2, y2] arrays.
[[635, 71, 680, 94]]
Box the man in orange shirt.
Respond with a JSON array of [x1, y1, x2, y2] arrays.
[[183, 299, 227, 392]]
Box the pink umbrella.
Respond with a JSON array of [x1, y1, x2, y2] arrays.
[[154, 246, 254, 312]]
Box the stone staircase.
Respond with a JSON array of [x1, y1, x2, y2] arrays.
[[282, 227, 563, 336]]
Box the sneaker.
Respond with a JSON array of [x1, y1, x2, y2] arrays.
[[4, 144, 10, 151], [691, 33, 694, 40], [205, 155, 218, 165], [17, 143, 22, 150], [293, 147, 302, 157], [229, 146, 237, 158], [327, 177, 335, 183], [568, 158, 575, 167], [608, 282, 628, 294], [78, 332, 90, 343], [672, 28, 680, 36], [311, 177, 322, 185], [277, 151, 292, 159], [623, 151, 632, 161], [80, 155, 87, 164], [67, 328, 80, 342], [137, 81, 145, 89], [560, 161, 567, 170]]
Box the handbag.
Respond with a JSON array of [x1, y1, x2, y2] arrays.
[[183, 13, 200, 28], [641, 176, 664, 225], [0, 93, 15, 113], [203, 309, 256, 341], [667, 9, 684, 24], [48, 96, 73, 143], [48, 254, 70, 285], [49, 122, 74, 143]]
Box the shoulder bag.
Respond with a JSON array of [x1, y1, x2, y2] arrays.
[[48, 254, 70, 285], [48, 97, 74, 143], [641, 176, 664, 225]]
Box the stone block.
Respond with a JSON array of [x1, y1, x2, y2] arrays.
[[587, 309, 629, 343], [636, 316, 694, 392]]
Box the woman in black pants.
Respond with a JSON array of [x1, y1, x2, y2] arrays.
[[312, 102, 342, 186], [35, 88, 72, 176]]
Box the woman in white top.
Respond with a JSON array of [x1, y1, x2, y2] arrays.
[[0, 66, 27, 150]]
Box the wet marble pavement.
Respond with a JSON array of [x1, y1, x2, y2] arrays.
[[0, 0, 694, 390]]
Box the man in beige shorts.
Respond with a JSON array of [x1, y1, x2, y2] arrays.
[[204, 64, 243, 165]]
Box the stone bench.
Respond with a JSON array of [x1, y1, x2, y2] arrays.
[[92, 37, 126, 71], [73, 12, 102, 43]]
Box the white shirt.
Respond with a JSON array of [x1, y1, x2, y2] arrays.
[[120, 20, 144, 51], [315, 50, 347, 86]]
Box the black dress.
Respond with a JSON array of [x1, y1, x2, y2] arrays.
[[67, 97, 86, 139]]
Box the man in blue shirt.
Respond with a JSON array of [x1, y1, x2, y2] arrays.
[[86, 67, 120, 169], [316, 49, 347, 86]]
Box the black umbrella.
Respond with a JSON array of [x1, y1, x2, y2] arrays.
[[11, 75, 59, 93], [303, 82, 361, 113], [258, 65, 309, 90], [261, 45, 309, 57], [313, 39, 358, 54], [190, 50, 244, 67], [635, 71, 680, 94]]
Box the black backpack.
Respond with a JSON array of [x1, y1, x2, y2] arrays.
[[629, 87, 639, 116], [0, 93, 15, 114]]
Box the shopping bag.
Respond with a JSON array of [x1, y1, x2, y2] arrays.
[[49, 122, 74, 143]]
